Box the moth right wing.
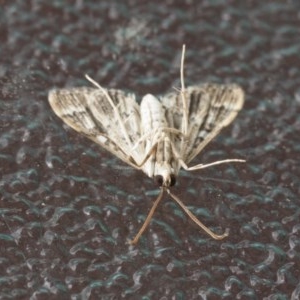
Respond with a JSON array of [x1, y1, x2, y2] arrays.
[[48, 87, 143, 169], [162, 84, 244, 164]]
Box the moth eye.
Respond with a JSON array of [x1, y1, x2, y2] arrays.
[[170, 174, 176, 187], [155, 175, 163, 187]]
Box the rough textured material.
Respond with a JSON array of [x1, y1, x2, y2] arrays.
[[1, 1, 300, 299]]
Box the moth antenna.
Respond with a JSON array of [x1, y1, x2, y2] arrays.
[[172, 86, 181, 93], [85, 74, 101, 89], [85, 74, 133, 148], [85, 74, 116, 107], [167, 189, 229, 240], [180, 44, 188, 135], [180, 44, 186, 92], [129, 188, 164, 245]]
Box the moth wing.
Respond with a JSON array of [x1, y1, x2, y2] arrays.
[[162, 84, 244, 163], [48, 87, 143, 169]]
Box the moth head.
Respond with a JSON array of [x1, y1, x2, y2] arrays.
[[155, 174, 176, 187]]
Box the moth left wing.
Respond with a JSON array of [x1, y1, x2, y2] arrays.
[[162, 84, 244, 164], [48, 87, 143, 169]]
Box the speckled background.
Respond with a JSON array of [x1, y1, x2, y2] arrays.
[[1, 1, 300, 299]]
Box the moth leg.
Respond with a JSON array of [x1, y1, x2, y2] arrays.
[[167, 189, 229, 240], [169, 141, 245, 171], [129, 188, 164, 244], [133, 142, 158, 168], [168, 142, 191, 170], [131, 129, 184, 169], [131, 131, 160, 151], [180, 159, 246, 171], [132, 127, 184, 151]]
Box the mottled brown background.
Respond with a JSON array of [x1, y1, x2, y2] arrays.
[[0, 1, 300, 299]]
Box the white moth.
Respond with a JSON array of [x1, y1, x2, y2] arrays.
[[48, 45, 245, 244]]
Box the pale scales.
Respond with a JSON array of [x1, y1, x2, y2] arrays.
[[48, 45, 245, 244]]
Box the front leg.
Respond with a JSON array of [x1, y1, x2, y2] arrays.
[[180, 158, 246, 171], [170, 141, 245, 171], [131, 142, 158, 169]]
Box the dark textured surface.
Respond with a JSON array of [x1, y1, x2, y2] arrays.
[[1, 1, 300, 299]]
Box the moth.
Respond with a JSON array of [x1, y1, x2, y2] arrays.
[[48, 45, 245, 244]]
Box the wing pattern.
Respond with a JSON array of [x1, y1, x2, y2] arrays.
[[162, 83, 244, 164], [49, 87, 143, 169], [49, 83, 244, 171]]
